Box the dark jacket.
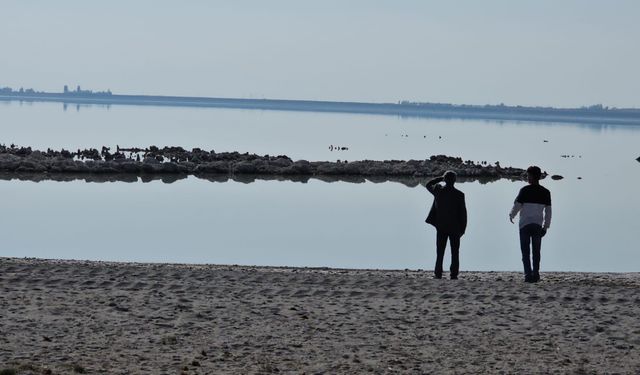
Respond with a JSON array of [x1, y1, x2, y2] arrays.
[[425, 178, 467, 235]]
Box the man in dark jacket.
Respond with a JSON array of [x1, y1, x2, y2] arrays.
[[425, 171, 467, 279]]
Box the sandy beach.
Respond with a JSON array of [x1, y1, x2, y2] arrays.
[[1, 258, 639, 374]]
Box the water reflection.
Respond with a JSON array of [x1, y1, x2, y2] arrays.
[[1, 175, 637, 272], [2, 96, 638, 127], [63, 102, 112, 112], [0, 172, 515, 187]]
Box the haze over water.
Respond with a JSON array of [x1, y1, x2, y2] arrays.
[[2, 1, 640, 108], [1, 2, 639, 272]]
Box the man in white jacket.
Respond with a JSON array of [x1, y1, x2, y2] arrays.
[[509, 166, 552, 283]]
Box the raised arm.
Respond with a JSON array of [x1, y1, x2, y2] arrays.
[[425, 176, 444, 195]]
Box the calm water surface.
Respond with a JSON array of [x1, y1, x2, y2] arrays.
[[1, 102, 639, 271]]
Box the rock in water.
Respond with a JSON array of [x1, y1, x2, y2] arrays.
[[551, 175, 564, 180], [636, 156, 640, 162]]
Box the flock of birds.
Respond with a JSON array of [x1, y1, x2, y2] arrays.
[[329, 134, 592, 165], [386, 134, 443, 139]]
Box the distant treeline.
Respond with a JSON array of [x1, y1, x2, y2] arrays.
[[1, 85, 639, 125], [397, 100, 639, 117]]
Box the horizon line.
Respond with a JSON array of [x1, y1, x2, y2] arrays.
[[2, 85, 640, 126], [2, 84, 639, 111]]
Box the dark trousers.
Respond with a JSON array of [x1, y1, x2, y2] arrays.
[[435, 231, 460, 278], [519, 223, 542, 280]]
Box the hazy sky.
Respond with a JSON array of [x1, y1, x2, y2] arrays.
[[1, 1, 639, 107]]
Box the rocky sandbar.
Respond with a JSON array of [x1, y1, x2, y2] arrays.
[[0, 145, 533, 181]]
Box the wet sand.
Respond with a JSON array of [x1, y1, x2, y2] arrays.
[[1, 258, 639, 374]]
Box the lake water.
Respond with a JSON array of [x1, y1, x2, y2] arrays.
[[1, 101, 639, 272]]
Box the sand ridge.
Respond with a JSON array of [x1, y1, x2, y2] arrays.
[[1, 258, 639, 374]]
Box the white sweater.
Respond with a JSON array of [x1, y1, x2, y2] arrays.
[[509, 184, 552, 229]]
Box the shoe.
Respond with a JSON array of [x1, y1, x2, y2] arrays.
[[532, 274, 540, 283], [434, 274, 442, 279], [524, 275, 534, 283], [450, 276, 458, 280]]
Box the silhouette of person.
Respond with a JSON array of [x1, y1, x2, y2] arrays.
[[425, 171, 467, 279], [509, 166, 552, 283]]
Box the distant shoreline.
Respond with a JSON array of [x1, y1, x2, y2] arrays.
[[1, 88, 640, 125]]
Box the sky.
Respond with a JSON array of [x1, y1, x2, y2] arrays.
[[1, 0, 639, 108]]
